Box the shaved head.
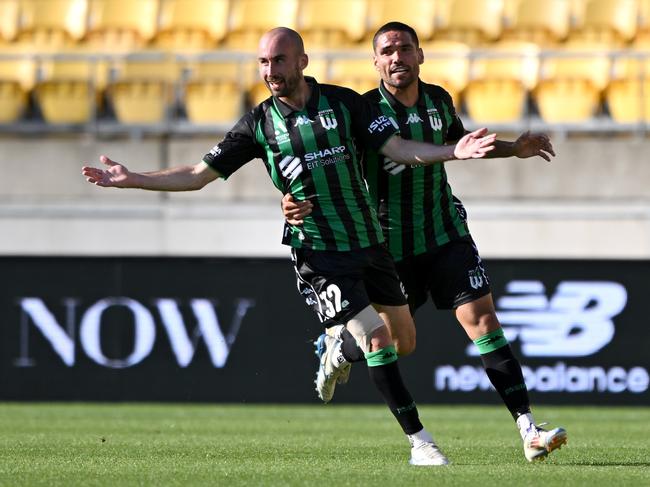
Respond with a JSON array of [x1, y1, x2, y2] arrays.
[[258, 27, 308, 99], [259, 27, 305, 55]]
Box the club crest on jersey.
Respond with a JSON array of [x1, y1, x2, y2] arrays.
[[294, 115, 315, 127], [274, 120, 290, 143], [427, 108, 443, 131], [318, 109, 338, 130], [406, 113, 423, 124]]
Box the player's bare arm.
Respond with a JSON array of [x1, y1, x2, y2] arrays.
[[82, 155, 220, 191], [381, 128, 496, 165], [483, 131, 555, 162]]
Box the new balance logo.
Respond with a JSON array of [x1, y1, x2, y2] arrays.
[[465, 280, 628, 358], [318, 109, 338, 130], [406, 113, 423, 124], [427, 108, 442, 131], [294, 115, 314, 127], [278, 155, 303, 181]]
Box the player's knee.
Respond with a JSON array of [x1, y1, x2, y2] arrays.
[[393, 332, 416, 356], [346, 305, 386, 353]]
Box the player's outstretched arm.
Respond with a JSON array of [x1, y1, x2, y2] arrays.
[[281, 193, 313, 225], [81, 155, 220, 191], [485, 131, 556, 161], [380, 128, 496, 166]]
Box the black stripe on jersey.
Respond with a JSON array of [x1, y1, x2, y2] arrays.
[[284, 117, 338, 250], [399, 115, 415, 261], [307, 99, 361, 249], [432, 96, 461, 243]]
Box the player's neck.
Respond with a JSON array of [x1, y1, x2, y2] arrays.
[[385, 81, 419, 108], [278, 78, 311, 111]]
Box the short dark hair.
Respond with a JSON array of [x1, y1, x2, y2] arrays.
[[372, 22, 420, 51]]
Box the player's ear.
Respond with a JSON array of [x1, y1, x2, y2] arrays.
[[299, 53, 309, 71], [373, 55, 379, 72], [417, 47, 424, 65]]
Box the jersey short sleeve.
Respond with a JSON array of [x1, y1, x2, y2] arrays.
[[345, 88, 399, 152], [202, 111, 264, 179], [441, 89, 465, 142]]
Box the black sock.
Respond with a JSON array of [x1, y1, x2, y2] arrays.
[[480, 344, 531, 419], [366, 356, 423, 435], [340, 327, 366, 363]]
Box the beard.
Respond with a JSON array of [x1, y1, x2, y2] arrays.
[[265, 68, 302, 97]]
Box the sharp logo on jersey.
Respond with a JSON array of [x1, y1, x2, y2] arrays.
[[368, 115, 399, 133], [293, 115, 315, 127], [304, 145, 347, 162], [427, 108, 443, 131], [466, 280, 628, 358], [382, 157, 407, 175], [278, 155, 303, 181], [318, 109, 338, 130], [406, 113, 424, 124]]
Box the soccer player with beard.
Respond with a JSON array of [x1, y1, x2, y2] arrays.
[[282, 22, 567, 462], [82, 27, 497, 466]]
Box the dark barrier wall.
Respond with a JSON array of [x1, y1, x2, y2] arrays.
[[1, 257, 648, 405]]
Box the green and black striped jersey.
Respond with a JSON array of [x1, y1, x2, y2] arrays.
[[203, 77, 398, 251], [363, 80, 470, 262]]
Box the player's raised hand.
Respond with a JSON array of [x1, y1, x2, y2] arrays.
[[513, 131, 556, 162], [454, 128, 497, 160], [282, 193, 313, 225], [81, 155, 132, 187]]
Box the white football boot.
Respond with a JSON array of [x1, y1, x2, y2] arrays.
[[522, 423, 568, 462], [407, 430, 450, 466], [325, 325, 351, 384], [314, 334, 350, 403]]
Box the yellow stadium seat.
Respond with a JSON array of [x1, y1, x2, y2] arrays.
[[503, 0, 571, 45], [155, 0, 229, 51], [34, 58, 105, 124], [109, 56, 182, 124], [534, 78, 601, 122], [570, 0, 589, 28], [328, 57, 377, 94], [464, 42, 539, 123], [16, 0, 87, 49], [540, 42, 612, 92], [86, 0, 159, 51], [299, 0, 368, 49], [225, 0, 299, 51], [435, 0, 505, 45], [465, 78, 527, 122], [636, 0, 650, 43], [572, 0, 639, 45], [606, 78, 650, 122], [0, 57, 35, 123], [419, 41, 471, 106], [365, 0, 436, 43], [0, 0, 19, 43]]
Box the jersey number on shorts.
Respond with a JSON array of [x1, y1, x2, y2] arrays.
[[320, 284, 342, 318]]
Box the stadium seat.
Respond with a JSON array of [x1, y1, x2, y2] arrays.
[[182, 58, 251, 123], [419, 41, 471, 106], [328, 57, 378, 95], [86, 0, 159, 51], [365, 0, 436, 43], [464, 42, 539, 122], [534, 78, 602, 122], [605, 52, 650, 122], [0, 0, 19, 44], [571, 0, 639, 45], [108, 55, 182, 124], [298, 0, 368, 49], [434, 0, 505, 45], [502, 0, 571, 45], [636, 0, 650, 43], [540, 41, 612, 92], [16, 0, 87, 49], [0, 57, 35, 122], [224, 0, 299, 51], [34, 58, 104, 124], [155, 0, 229, 51]]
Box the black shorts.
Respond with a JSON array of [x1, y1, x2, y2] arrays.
[[292, 244, 407, 327], [394, 236, 491, 313]]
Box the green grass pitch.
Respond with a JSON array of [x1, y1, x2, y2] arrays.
[[0, 403, 648, 486]]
